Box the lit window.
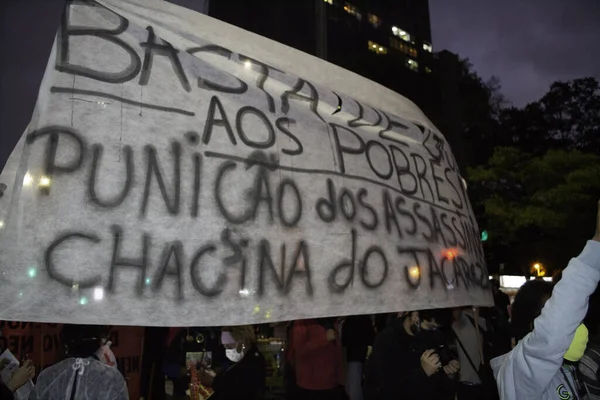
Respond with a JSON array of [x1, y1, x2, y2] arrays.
[[391, 26, 413, 43], [390, 38, 417, 57], [344, 3, 362, 20], [324, 0, 333, 4], [423, 42, 433, 53], [406, 58, 419, 72], [367, 13, 382, 28], [368, 40, 387, 55]]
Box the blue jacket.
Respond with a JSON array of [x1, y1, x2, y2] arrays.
[[491, 240, 600, 399]]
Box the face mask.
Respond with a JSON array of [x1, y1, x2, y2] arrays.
[[564, 324, 588, 362], [225, 348, 245, 363]]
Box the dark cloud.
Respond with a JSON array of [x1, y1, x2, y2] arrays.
[[429, 0, 600, 106]]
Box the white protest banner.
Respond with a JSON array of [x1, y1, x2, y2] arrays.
[[0, 0, 492, 327]]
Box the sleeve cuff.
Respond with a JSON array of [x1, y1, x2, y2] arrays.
[[577, 240, 600, 272]]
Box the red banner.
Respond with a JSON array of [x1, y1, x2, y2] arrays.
[[0, 322, 144, 399]]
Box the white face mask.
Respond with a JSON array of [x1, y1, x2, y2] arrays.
[[225, 348, 244, 363]]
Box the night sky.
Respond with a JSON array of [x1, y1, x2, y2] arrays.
[[1, 0, 599, 168], [430, 0, 600, 107]]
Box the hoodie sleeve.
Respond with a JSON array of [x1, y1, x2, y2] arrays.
[[492, 241, 600, 399]]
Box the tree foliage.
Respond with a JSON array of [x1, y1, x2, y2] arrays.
[[456, 63, 600, 273]]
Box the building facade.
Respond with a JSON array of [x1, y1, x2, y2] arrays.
[[209, 0, 464, 167]]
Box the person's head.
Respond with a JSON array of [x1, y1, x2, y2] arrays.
[[221, 326, 256, 363], [510, 279, 554, 341], [60, 324, 110, 358], [406, 309, 452, 335]]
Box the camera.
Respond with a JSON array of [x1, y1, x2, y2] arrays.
[[436, 345, 454, 366]]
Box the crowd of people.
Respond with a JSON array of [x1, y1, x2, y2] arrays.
[[0, 202, 599, 399]]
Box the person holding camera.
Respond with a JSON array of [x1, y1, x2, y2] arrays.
[[365, 309, 460, 400]]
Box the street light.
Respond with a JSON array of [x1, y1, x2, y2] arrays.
[[532, 262, 545, 277]]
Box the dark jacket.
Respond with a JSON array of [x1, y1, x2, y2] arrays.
[[0, 383, 13, 400], [212, 345, 266, 400], [342, 315, 375, 363], [365, 319, 456, 400]]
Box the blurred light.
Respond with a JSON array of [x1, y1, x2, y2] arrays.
[[530, 276, 552, 282], [253, 306, 261, 315], [481, 230, 489, 242], [239, 289, 250, 297], [379, 47, 383, 51], [244, 61, 252, 69], [500, 275, 526, 289], [72, 283, 79, 292], [392, 26, 398, 33], [533, 263, 540, 270], [145, 277, 151, 285], [19, 292, 23, 297], [0, 221, 4, 229], [408, 266, 420, 279], [94, 287, 104, 301], [28, 267, 37, 278], [23, 173, 33, 186], [39, 176, 51, 188], [444, 249, 459, 260], [79, 297, 88, 305], [265, 310, 272, 319]]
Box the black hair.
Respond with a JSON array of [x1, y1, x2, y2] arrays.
[[511, 280, 554, 341], [419, 308, 453, 327], [60, 324, 109, 358]]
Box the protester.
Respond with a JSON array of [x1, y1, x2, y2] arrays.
[[491, 200, 600, 399], [289, 318, 345, 400], [198, 326, 265, 399], [579, 323, 600, 399], [452, 307, 488, 400], [29, 324, 128, 400], [365, 309, 460, 400], [0, 359, 35, 400], [164, 326, 223, 400], [341, 315, 375, 400]]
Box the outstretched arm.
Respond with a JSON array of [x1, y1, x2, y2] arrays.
[[493, 201, 600, 399]]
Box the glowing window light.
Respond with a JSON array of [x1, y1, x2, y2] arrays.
[[392, 26, 412, 42], [368, 41, 387, 55]]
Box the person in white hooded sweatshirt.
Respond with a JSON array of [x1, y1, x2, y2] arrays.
[[491, 200, 600, 400], [29, 324, 128, 400]]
